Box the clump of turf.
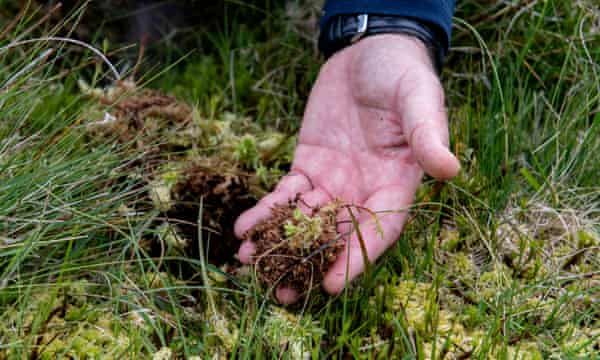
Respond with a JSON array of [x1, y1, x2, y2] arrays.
[[243, 199, 343, 296]]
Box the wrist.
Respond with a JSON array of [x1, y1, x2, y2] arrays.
[[319, 14, 445, 73], [353, 33, 435, 68], [331, 33, 437, 79]]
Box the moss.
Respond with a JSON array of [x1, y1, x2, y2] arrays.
[[475, 262, 513, 302], [1, 282, 132, 359], [233, 134, 260, 168], [149, 180, 175, 212], [283, 208, 325, 253], [153, 347, 173, 360], [559, 325, 597, 357], [262, 306, 324, 360], [156, 222, 189, 253], [439, 227, 462, 251], [378, 278, 557, 358], [554, 244, 576, 258], [504, 342, 543, 360], [446, 252, 477, 284], [148, 271, 176, 289], [384, 281, 462, 340], [576, 229, 599, 248], [208, 312, 239, 353]]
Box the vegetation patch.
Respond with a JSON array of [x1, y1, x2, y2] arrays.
[[0, 282, 132, 359], [1, 1, 599, 358], [81, 80, 295, 271]]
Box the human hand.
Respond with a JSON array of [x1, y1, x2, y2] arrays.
[[235, 34, 460, 304]]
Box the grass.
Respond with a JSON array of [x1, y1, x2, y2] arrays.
[[0, 0, 599, 359]]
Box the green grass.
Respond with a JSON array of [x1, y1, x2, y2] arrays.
[[1, 1, 599, 359]]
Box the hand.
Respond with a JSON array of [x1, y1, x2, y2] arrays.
[[234, 34, 460, 304]]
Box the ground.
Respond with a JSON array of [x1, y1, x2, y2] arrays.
[[0, 1, 599, 359]]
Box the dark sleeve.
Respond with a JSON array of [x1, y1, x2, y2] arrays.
[[320, 0, 456, 54]]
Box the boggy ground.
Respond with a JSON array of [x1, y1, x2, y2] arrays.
[[87, 81, 345, 294], [82, 80, 305, 275], [1, 1, 599, 359]]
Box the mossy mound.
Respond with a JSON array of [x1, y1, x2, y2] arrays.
[[82, 80, 295, 269]]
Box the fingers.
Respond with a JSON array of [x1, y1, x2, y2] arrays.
[[395, 68, 460, 180], [323, 185, 416, 294], [235, 172, 312, 264], [276, 287, 299, 305], [409, 121, 460, 180], [234, 172, 312, 238], [237, 241, 257, 265]]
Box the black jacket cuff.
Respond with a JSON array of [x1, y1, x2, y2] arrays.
[[319, 1, 455, 62]]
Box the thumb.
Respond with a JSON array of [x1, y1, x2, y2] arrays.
[[396, 68, 460, 180]]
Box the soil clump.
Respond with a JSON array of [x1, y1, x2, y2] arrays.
[[243, 200, 343, 295]]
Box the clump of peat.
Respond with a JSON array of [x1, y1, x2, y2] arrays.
[[244, 200, 343, 295]]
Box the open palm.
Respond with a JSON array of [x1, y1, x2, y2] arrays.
[[235, 35, 460, 304]]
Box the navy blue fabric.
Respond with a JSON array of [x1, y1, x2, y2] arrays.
[[321, 0, 455, 53]]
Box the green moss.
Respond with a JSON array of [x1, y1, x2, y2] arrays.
[[446, 252, 477, 284], [2, 282, 132, 359], [439, 227, 462, 251], [283, 208, 327, 253], [475, 262, 513, 302], [152, 347, 173, 360], [157, 223, 189, 254], [233, 134, 260, 168], [576, 229, 599, 248], [262, 306, 325, 360]]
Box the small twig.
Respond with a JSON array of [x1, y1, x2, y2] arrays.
[[130, 40, 146, 80]]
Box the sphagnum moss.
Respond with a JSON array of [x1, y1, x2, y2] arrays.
[[262, 306, 324, 359], [1, 282, 131, 359]]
